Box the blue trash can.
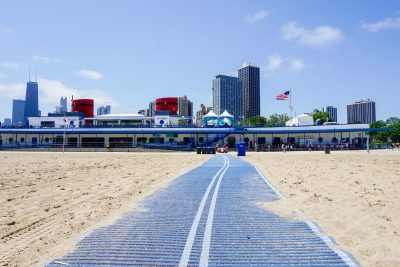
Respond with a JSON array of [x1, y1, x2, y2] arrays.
[[205, 147, 212, 154], [236, 142, 246, 156]]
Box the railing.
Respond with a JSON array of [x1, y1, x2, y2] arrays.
[[0, 141, 194, 151]]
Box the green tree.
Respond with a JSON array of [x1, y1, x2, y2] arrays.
[[265, 114, 290, 127], [386, 117, 400, 125], [370, 120, 389, 143], [312, 111, 331, 124], [243, 115, 267, 127]]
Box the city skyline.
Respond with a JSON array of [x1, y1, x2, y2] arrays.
[[1, 1, 400, 123]]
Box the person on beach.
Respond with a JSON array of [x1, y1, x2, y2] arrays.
[[308, 141, 312, 152]]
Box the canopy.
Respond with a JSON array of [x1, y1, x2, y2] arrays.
[[203, 110, 218, 118], [219, 110, 233, 118]]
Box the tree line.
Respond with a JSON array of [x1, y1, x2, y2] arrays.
[[370, 117, 400, 143]]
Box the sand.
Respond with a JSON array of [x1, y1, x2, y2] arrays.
[[1, 150, 399, 267], [0, 152, 210, 267], [245, 150, 400, 267]]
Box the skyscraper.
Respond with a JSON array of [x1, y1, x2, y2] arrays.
[[3, 118, 12, 127], [55, 97, 68, 113], [212, 75, 243, 120], [97, 105, 111, 115], [12, 99, 25, 125], [60, 97, 67, 112], [24, 81, 40, 120], [238, 63, 260, 119], [322, 106, 338, 122], [178, 95, 193, 117], [195, 104, 212, 126], [347, 99, 376, 124]]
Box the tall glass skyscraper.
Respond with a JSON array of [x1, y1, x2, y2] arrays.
[[347, 99, 376, 124], [238, 63, 260, 119], [322, 106, 338, 122], [212, 75, 243, 120], [24, 81, 40, 120], [12, 99, 25, 125]]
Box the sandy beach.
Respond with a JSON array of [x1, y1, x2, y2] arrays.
[[246, 150, 400, 267], [0, 152, 210, 267], [1, 150, 399, 267]]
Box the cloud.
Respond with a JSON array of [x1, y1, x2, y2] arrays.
[[266, 55, 284, 72], [0, 83, 25, 98], [288, 59, 307, 72], [2, 62, 20, 70], [361, 14, 400, 32], [281, 21, 343, 48], [33, 55, 62, 64], [0, 78, 119, 113], [265, 54, 310, 74], [245, 10, 269, 23], [38, 78, 118, 107], [77, 69, 103, 80]]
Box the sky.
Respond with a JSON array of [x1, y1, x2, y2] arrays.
[[1, 0, 400, 123]]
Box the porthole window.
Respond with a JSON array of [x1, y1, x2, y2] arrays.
[[199, 137, 204, 143], [244, 137, 249, 142], [45, 137, 50, 143], [169, 138, 174, 143], [332, 137, 338, 143], [318, 137, 323, 143], [8, 137, 13, 143], [20, 137, 25, 143]]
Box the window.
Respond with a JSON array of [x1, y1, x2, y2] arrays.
[[199, 137, 204, 143], [45, 137, 50, 143], [20, 137, 25, 143], [318, 137, 323, 143], [332, 137, 338, 143], [8, 137, 13, 142]]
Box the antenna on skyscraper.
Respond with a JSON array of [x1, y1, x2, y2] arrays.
[[29, 67, 31, 82], [35, 66, 38, 82]]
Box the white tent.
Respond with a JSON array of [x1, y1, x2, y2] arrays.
[[286, 113, 314, 127], [203, 110, 218, 118], [219, 110, 233, 118]]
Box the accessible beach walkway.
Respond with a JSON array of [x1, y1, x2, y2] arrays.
[[47, 154, 358, 267]]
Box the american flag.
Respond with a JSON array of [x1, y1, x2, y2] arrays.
[[276, 90, 290, 100]]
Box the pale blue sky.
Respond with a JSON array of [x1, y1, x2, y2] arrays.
[[1, 0, 400, 123]]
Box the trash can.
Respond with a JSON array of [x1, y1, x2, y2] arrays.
[[236, 142, 246, 156], [324, 145, 331, 154], [205, 147, 212, 154], [211, 147, 216, 154], [196, 147, 202, 154], [201, 147, 206, 154]]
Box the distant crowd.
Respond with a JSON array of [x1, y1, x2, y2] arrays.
[[391, 142, 400, 150]]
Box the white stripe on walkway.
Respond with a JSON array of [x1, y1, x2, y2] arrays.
[[178, 155, 227, 267], [199, 157, 230, 267]]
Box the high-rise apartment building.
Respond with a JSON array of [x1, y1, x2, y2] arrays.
[[212, 75, 243, 120], [24, 81, 40, 121], [238, 63, 260, 119], [195, 104, 212, 126], [347, 99, 376, 124], [322, 106, 338, 122], [12, 99, 25, 125], [97, 105, 111, 115], [178, 95, 193, 117]]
